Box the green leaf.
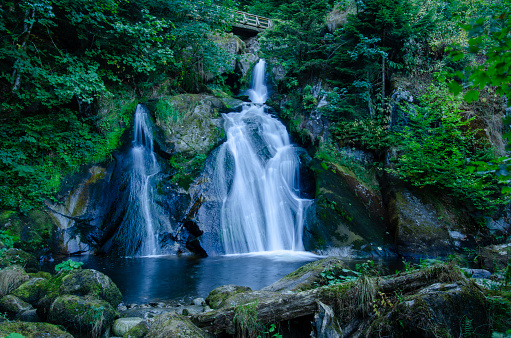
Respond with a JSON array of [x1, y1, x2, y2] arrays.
[[463, 90, 479, 102]]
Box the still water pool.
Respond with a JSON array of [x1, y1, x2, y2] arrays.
[[62, 252, 401, 305]]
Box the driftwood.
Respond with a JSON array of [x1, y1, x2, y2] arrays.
[[192, 265, 463, 335]]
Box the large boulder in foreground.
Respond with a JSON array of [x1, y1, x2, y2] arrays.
[[146, 312, 208, 338], [0, 265, 29, 297], [38, 269, 121, 315], [0, 321, 72, 338], [47, 295, 117, 337]]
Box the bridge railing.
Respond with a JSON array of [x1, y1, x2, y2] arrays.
[[233, 10, 272, 29]]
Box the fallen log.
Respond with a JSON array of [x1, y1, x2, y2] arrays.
[[192, 264, 464, 335]]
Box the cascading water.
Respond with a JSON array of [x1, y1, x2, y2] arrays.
[[214, 59, 312, 254], [113, 104, 161, 256]]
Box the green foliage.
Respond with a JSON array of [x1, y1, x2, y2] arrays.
[[260, 0, 330, 78], [169, 152, 207, 189], [55, 260, 84, 272], [4, 334, 25, 338], [233, 300, 259, 338], [0, 231, 19, 250], [389, 85, 506, 213]]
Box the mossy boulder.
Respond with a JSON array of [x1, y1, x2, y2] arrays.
[[0, 265, 29, 297], [11, 277, 47, 305], [112, 317, 144, 336], [0, 248, 38, 272], [366, 281, 490, 337], [153, 94, 242, 156], [28, 271, 52, 280], [263, 257, 347, 292], [205, 285, 253, 310], [0, 321, 73, 338], [47, 294, 117, 337], [0, 295, 32, 319], [146, 312, 208, 338], [388, 186, 475, 257], [123, 320, 150, 338], [38, 269, 122, 319]]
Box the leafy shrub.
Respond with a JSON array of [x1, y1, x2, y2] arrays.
[[55, 260, 84, 272]]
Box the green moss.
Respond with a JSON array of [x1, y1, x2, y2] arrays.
[[123, 321, 149, 338], [0, 322, 72, 338]]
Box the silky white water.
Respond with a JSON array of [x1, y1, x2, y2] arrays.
[[215, 60, 312, 254], [115, 104, 160, 256]]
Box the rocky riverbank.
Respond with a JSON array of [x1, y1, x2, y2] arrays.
[[0, 254, 509, 337]]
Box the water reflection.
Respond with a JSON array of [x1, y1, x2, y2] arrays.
[[67, 253, 402, 304]]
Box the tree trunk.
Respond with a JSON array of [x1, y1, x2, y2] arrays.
[[12, 8, 36, 92]]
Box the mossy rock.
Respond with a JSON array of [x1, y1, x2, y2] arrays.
[[47, 294, 117, 336], [146, 312, 207, 338], [366, 281, 490, 337], [38, 269, 122, 319], [263, 257, 347, 292], [0, 265, 29, 297], [123, 320, 150, 338], [0, 248, 38, 272], [205, 284, 252, 310], [28, 271, 52, 280], [0, 295, 32, 319], [112, 317, 144, 336], [0, 321, 73, 338], [11, 277, 47, 305]]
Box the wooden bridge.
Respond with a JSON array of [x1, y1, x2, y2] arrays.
[[231, 10, 272, 36]]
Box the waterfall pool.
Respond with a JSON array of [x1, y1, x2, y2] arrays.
[[55, 253, 402, 305]]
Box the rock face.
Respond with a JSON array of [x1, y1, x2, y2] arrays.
[[305, 159, 392, 257], [384, 182, 476, 258]]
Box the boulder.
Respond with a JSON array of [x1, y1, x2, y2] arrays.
[[153, 94, 232, 156], [478, 243, 511, 271], [18, 309, 40, 322], [0, 295, 32, 319], [0, 321, 73, 338], [0, 265, 29, 297], [123, 320, 150, 338], [205, 285, 252, 309], [366, 281, 490, 337], [38, 268, 122, 317], [263, 257, 347, 292], [47, 294, 117, 337], [387, 187, 475, 257], [146, 312, 208, 338], [0, 249, 38, 272], [112, 317, 144, 337], [11, 277, 47, 305]]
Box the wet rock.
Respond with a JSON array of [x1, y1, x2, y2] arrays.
[[0, 265, 29, 297], [0, 321, 73, 338], [120, 307, 176, 319], [461, 268, 492, 279], [47, 294, 117, 336], [112, 317, 144, 337], [11, 277, 47, 306], [146, 312, 208, 338], [205, 285, 252, 309], [0, 295, 32, 319], [263, 257, 347, 292]]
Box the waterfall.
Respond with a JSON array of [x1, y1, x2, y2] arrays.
[[114, 104, 160, 256], [214, 60, 312, 254]]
